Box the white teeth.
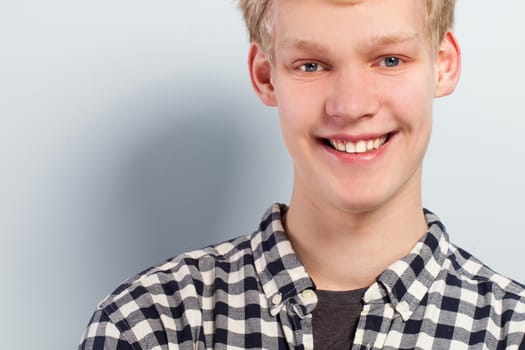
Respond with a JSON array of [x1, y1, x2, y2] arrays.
[[330, 140, 346, 152], [356, 141, 366, 153], [329, 135, 388, 154], [345, 142, 356, 153]]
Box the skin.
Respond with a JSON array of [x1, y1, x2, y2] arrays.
[[249, 0, 461, 290]]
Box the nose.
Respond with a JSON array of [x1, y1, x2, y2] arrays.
[[324, 67, 380, 121]]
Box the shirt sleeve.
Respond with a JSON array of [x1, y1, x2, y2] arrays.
[[78, 308, 135, 350]]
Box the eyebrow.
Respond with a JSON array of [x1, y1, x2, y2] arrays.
[[363, 32, 420, 51], [279, 32, 420, 55], [279, 39, 332, 55]]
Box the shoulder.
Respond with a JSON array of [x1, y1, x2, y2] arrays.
[[422, 209, 525, 305], [85, 232, 257, 347], [102, 232, 255, 307], [447, 243, 525, 298], [445, 242, 525, 331]]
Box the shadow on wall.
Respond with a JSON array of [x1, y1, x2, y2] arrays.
[[104, 81, 245, 273], [69, 78, 258, 348]]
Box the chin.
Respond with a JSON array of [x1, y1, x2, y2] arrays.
[[330, 195, 390, 215]]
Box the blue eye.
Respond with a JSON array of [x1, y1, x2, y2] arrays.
[[300, 63, 321, 72], [383, 57, 401, 67]]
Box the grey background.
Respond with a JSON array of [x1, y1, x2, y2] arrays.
[[1, 1, 523, 349]]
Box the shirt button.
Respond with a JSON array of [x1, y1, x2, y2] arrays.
[[300, 289, 316, 301], [272, 293, 282, 305], [397, 302, 411, 319]]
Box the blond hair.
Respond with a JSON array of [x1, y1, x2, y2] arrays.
[[238, 0, 456, 55]]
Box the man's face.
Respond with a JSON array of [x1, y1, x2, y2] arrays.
[[254, 0, 458, 214]]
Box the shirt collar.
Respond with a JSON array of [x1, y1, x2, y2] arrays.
[[366, 209, 451, 321], [250, 203, 314, 315], [251, 204, 450, 320]]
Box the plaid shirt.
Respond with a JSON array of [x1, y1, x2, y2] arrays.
[[79, 204, 525, 349]]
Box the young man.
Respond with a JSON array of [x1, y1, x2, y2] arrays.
[[80, 0, 525, 349]]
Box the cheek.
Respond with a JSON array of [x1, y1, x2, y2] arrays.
[[388, 75, 435, 124], [278, 76, 329, 107], [276, 94, 319, 160], [275, 84, 320, 129], [277, 106, 306, 156], [275, 96, 302, 154]]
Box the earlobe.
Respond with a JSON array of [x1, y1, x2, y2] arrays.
[[248, 42, 277, 106], [434, 31, 462, 98]]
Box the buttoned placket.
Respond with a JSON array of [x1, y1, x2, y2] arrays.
[[352, 283, 396, 350], [272, 288, 318, 350]]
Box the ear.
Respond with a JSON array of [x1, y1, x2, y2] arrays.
[[248, 42, 277, 106], [434, 31, 462, 97]]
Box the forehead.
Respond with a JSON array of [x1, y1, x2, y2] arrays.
[[273, 0, 424, 15], [272, 0, 427, 50]]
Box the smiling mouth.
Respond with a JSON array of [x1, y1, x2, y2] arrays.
[[323, 134, 392, 154]]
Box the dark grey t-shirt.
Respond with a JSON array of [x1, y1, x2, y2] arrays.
[[312, 288, 367, 350]]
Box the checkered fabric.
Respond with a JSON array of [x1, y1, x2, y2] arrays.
[[79, 204, 525, 349]]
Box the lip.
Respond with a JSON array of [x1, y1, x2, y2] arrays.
[[321, 132, 391, 143], [317, 131, 396, 163]]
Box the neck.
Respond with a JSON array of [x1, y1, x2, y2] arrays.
[[284, 178, 427, 291]]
